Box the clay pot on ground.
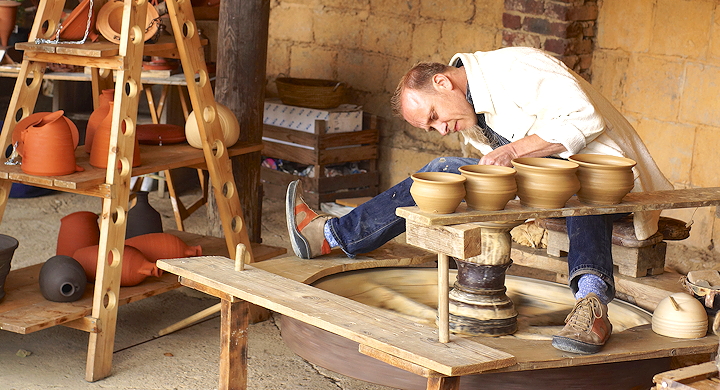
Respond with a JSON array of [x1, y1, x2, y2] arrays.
[[56, 211, 100, 257], [125, 232, 202, 262], [0, 1, 20, 47], [459, 165, 517, 211], [72, 244, 162, 287], [85, 89, 114, 153], [185, 102, 240, 149], [0, 234, 18, 302], [38, 255, 87, 302], [125, 191, 163, 239], [410, 172, 466, 214], [20, 110, 83, 176], [512, 158, 580, 209], [89, 101, 142, 169], [568, 154, 636, 205]]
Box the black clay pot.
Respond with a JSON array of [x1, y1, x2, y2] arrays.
[[38, 255, 87, 302], [0, 234, 19, 303], [126, 191, 163, 239]]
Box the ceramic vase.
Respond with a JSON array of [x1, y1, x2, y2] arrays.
[[125, 232, 202, 262], [512, 157, 580, 209], [459, 165, 517, 211], [21, 110, 81, 176], [568, 154, 636, 205], [0, 1, 20, 48], [89, 101, 141, 169], [72, 244, 162, 287], [0, 234, 18, 302], [38, 255, 87, 302], [185, 103, 241, 149], [410, 172, 466, 214], [85, 89, 114, 154], [56, 211, 100, 257], [125, 191, 163, 239]]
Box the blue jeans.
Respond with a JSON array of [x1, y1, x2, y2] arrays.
[[326, 156, 617, 300]]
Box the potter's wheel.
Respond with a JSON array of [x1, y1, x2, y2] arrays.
[[279, 268, 666, 390]]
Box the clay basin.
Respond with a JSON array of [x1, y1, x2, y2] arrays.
[[458, 165, 517, 211], [410, 172, 466, 214], [279, 268, 663, 390], [568, 154, 636, 205], [512, 157, 580, 209]]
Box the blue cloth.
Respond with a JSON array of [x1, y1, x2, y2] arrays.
[[575, 274, 610, 305]]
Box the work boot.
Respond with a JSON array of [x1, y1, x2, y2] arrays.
[[551, 293, 612, 354], [286, 180, 333, 259]]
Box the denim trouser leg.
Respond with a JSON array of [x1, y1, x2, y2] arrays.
[[566, 213, 627, 302], [327, 157, 480, 257]]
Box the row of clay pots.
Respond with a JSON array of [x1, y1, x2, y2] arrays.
[[410, 155, 636, 214]]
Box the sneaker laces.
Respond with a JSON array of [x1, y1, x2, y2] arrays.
[[564, 296, 602, 333]]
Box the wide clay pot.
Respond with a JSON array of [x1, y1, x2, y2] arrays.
[[96, 0, 159, 43], [512, 157, 580, 209], [85, 89, 114, 153], [89, 101, 142, 169], [125, 232, 202, 262], [58, 0, 99, 42], [72, 244, 162, 287], [185, 102, 240, 149], [38, 255, 87, 302], [125, 191, 163, 239], [0, 234, 19, 302], [568, 154, 636, 205], [20, 110, 82, 176], [56, 211, 100, 257], [459, 165, 517, 211], [0, 1, 20, 47], [410, 172, 466, 214]]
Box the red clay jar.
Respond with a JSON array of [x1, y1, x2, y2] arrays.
[[56, 211, 100, 257], [21, 110, 82, 176], [125, 232, 202, 262], [85, 89, 114, 153], [72, 244, 162, 286], [89, 101, 141, 169], [0, 1, 20, 47]]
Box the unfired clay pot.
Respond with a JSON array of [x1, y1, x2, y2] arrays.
[[89, 101, 141, 169], [125, 232, 202, 262], [459, 165, 517, 211], [0, 1, 20, 47], [72, 244, 162, 287], [38, 255, 87, 302], [410, 172, 466, 214], [568, 154, 636, 205], [56, 211, 100, 257], [512, 157, 580, 209], [85, 89, 114, 153], [20, 110, 82, 176], [652, 292, 708, 339], [185, 103, 240, 149]]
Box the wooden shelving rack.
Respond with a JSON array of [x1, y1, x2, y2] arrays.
[[0, 0, 259, 382]]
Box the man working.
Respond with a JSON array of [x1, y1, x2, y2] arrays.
[[286, 47, 672, 355]]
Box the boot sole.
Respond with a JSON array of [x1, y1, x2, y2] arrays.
[[551, 335, 603, 355], [286, 180, 312, 259]]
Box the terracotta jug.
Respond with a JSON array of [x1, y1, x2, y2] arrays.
[[0, 2, 20, 47], [85, 89, 114, 153], [512, 157, 580, 209], [409, 172, 466, 214], [72, 244, 162, 287], [90, 101, 142, 169], [38, 255, 87, 302], [125, 232, 202, 262], [125, 191, 163, 239], [56, 211, 100, 257], [20, 110, 82, 176], [568, 154, 636, 205], [459, 165, 517, 211], [0, 234, 18, 302]]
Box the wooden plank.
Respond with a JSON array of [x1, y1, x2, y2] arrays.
[[262, 140, 318, 165], [397, 187, 720, 226], [318, 144, 377, 165], [157, 256, 517, 376], [405, 221, 484, 259], [219, 300, 249, 390], [653, 361, 718, 388], [318, 129, 379, 149]]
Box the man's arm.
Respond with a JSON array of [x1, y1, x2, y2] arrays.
[[479, 134, 567, 166]]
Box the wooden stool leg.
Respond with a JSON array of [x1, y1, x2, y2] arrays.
[[220, 299, 249, 390], [426, 376, 461, 390]]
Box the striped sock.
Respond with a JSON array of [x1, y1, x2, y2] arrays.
[[323, 221, 340, 248], [575, 274, 610, 305]]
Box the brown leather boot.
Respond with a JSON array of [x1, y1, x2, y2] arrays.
[[285, 180, 333, 259], [551, 293, 612, 354]]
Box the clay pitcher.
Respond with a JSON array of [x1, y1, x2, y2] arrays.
[[56, 211, 100, 257], [0, 234, 19, 302], [20, 110, 81, 176], [512, 158, 580, 209], [459, 165, 517, 211], [72, 244, 162, 286], [38, 255, 87, 302], [125, 191, 163, 239], [0, 2, 20, 47], [409, 172, 466, 214], [125, 232, 202, 262], [568, 154, 636, 205], [85, 89, 114, 154], [89, 101, 142, 169]]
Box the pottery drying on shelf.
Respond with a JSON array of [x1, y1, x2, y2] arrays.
[[85, 89, 114, 153], [0, 1, 20, 47], [512, 157, 580, 209], [89, 101, 142, 169], [136, 124, 186, 145], [125, 232, 202, 262], [652, 292, 708, 339], [19, 110, 83, 176], [410, 172, 466, 214], [185, 102, 240, 149], [56, 211, 100, 257], [57, 0, 99, 42], [125, 191, 163, 239], [96, 0, 159, 43], [72, 244, 163, 287], [0, 234, 18, 302], [13, 111, 80, 153], [568, 154, 636, 205], [459, 164, 517, 211], [38, 255, 87, 302]]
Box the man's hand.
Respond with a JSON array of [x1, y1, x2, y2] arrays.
[[479, 144, 517, 167], [479, 134, 567, 166]]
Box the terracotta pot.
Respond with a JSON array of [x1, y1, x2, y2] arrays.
[[125, 232, 202, 262], [410, 172, 466, 214], [89, 101, 142, 169], [185, 102, 240, 149], [38, 255, 87, 302], [13, 112, 80, 156], [85, 89, 114, 153], [0, 234, 18, 302], [125, 191, 163, 239], [568, 154, 636, 205], [56, 211, 100, 257], [96, 0, 159, 43], [72, 244, 162, 287], [20, 110, 83, 176], [58, 0, 99, 42], [459, 165, 517, 211], [512, 157, 580, 209], [0, 1, 19, 47]]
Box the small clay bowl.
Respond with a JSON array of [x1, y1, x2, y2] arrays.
[[569, 154, 636, 205], [410, 172, 466, 214], [512, 158, 580, 209], [652, 292, 708, 339], [458, 165, 516, 211]]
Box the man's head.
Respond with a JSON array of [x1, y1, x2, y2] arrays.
[[391, 62, 477, 136]]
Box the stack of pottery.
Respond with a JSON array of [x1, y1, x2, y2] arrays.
[[16, 110, 83, 176], [569, 154, 636, 205], [459, 165, 517, 211], [38, 255, 87, 302], [409, 172, 466, 214], [89, 101, 142, 169], [0, 234, 19, 303], [512, 158, 580, 209]]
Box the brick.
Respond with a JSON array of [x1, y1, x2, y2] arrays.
[[570, 37, 593, 55], [596, 0, 652, 52], [502, 30, 541, 48], [314, 10, 366, 47], [504, 0, 544, 15], [549, 21, 571, 38], [289, 46, 336, 80], [582, 21, 595, 37], [624, 55, 683, 121], [635, 118, 696, 186], [561, 54, 579, 69], [544, 2, 569, 20], [268, 4, 314, 42], [523, 16, 551, 35], [503, 13, 522, 29], [411, 22, 443, 61], [361, 14, 413, 54], [566, 21, 583, 38], [711, 8, 720, 60], [567, 4, 598, 21], [476, 0, 506, 28], [544, 38, 569, 55], [337, 51, 388, 93], [578, 53, 592, 69], [692, 127, 720, 187], [440, 22, 498, 58], [385, 58, 414, 95], [420, 0, 474, 21], [590, 49, 629, 109], [679, 62, 720, 127], [650, 0, 713, 59], [370, 0, 417, 16]]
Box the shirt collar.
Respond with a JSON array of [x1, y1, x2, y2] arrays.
[[450, 53, 496, 116]]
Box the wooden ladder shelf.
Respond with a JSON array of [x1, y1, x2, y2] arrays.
[[0, 0, 255, 382]]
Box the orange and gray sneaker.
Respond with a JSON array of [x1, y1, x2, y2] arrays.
[[286, 180, 333, 259], [551, 293, 612, 354]]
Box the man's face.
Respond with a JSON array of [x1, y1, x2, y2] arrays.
[[400, 75, 477, 136]]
